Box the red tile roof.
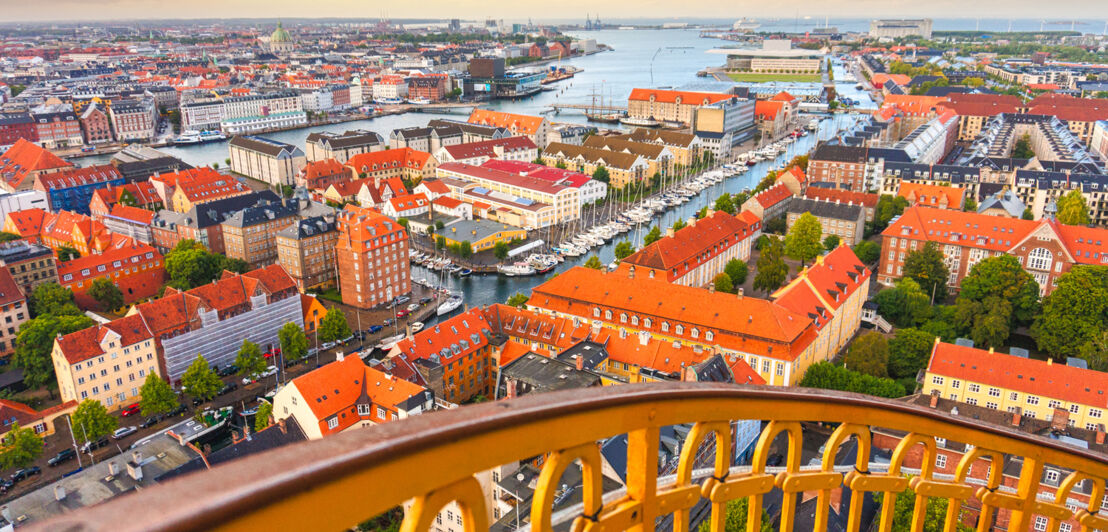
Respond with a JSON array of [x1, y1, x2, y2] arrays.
[[753, 182, 793, 210], [302, 158, 351, 182], [107, 204, 155, 225], [55, 313, 152, 365], [35, 164, 120, 191], [346, 148, 433, 172], [393, 308, 491, 366], [173, 170, 250, 203], [755, 100, 784, 120], [4, 208, 47, 238], [92, 181, 162, 211], [467, 109, 546, 136], [0, 139, 72, 189], [804, 187, 878, 208], [897, 182, 965, 209], [0, 268, 24, 307], [927, 342, 1108, 408], [529, 267, 818, 361], [627, 88, 734, 106], [438, 162, 573, 195], [621, 210, 756, 272], [943, 93, 1021, 117], [440, 136, 536, 161], [481, 159, 591, 188], [288, 355, 427, 435]]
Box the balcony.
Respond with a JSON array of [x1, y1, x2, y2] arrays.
[[46, 383, 1108, 532]]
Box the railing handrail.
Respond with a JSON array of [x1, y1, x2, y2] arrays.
[[39, 383, 1108, 532]]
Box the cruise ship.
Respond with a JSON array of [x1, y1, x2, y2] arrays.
[[732, 18, 761, 31]]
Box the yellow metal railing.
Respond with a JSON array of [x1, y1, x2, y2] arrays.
[[43, 383, 1108, 532]]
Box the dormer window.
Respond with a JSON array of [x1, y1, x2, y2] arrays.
[[357, 403, 371, 416]]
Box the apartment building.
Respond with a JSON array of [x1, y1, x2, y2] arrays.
[[33, 164, 124, 214], [51, 314, 160, 411], [109, 98, 157, 141], [32, 110, 83, 149], [582, 136, 675, 178], [273, 354, 432, 440], [807, 144, 870, 192], [527, 266, 822, 386], [0, 269, 28, 357], [345, 148, 438, 182], [276, 215, 338, 292], [88, 181, 163, 218], [0, 138, 73, 193], [434, 136, 538, 166], [626, 88, 737, 127], [540, 142, 649, 189], [0, 240, 57, 295], [297, 159, 353, 191], [480, 160, 608, 207], [304, 130, 384, 162], [57, 240, 165, 310], [228, 135, 306, 187], [221, 201, 299, 270], [785, 198, 866, 247], [619, 209, 758, 287], [943, 93, 1022, 141], [436, 162, 581, 226], [610, 129, 702, 167], [181, 91, 305, 133], [922, 341, 1107, 430], [389, 308, 497, 403], [879, 206, 1108, 295], [335, 205, 411, 309], [167, 171, 251, 213]]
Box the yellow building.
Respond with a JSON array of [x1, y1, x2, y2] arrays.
[[582, 136, 675, 178], [540, 142, 649, 189], [52, 314, 161, 412], [437, 220, 526, 253], [922, 341, 1108, 430], [611, 129, 702, 168]]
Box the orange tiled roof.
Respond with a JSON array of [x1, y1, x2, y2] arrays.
[[529, 267, 818, 361], [346, 148, 432, 172], [467, 109, 546, 136], [289, 355, 427, 435], [302, 158, 351, 181], [753, 183, 793, 210], [622, 210, 756, 272], [627, 88, 734, 106], [93, 181, 162, 211], [804, 187, 878, 207], [755, 100, 784, 120], [0, 139, 72, 189], [394, 308, 491, 366], [5, 208, 47, 238], [107, 204, 155, 225], [55, 313, 152, 365], [897, 182, 965, 209], [927, 342, 1108, 408]]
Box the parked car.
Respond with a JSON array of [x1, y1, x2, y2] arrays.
[[0, 479, 13, 493], [393, 295, 411, 306], [167, 404, 187, 417], [120, 403, 141, 417], [260, 365, 278, 378], [140, 416, 161, 429], [382, 318, 395, 327], [340, 335, 355, 345], [321, 340, 336, 350], [217, 365, 239, 377], [219, 382, 239, 395], [419, 297, 433, 306], [406, 303, 419, 312], [10, 466, 39, 482], [367, 325, 383, 334], [396, 309, 410, 319], [48, 449, 76, 467], [112, 426, 137, 440], [80, 437, 109, 454], [192, 396, 206, 407]]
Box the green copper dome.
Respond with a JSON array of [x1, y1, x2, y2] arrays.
[[271, 21, 292, 43]]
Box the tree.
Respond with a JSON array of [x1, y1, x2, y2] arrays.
[[493, 241, 510, 260], [959, 255, 1040, 325], [784, 212, 822, 267], [182, 355, 223, 400], [1032, 266, 1108, 367], [139, 374, 179, 417], [87, 277, 124, 312], [823, 235, 841, 250], [435, 235, 446, 251], [435, 220, 445, 230], [506, 292, 529, 308], [118, 189, 138, 207], [13, 314, 95, 388], [1021, 208, 1035, 220], [877, 483, 973, 532], [844, 331, 890, 377], [697, 496, 773, 532], [235, 340, 268, 380], [0, 231, 23, 243], [753, 237, 788, 294], [1056, 189, 1090, 226], [396, 217, 409, 229], [643, 225, 662, 246], [583, 256, 604, 270], [72, 400, 117, 443], [874, 195, 910, 232], [713, 193, 736, 214], [614, 240, 635, 260], [592, 166, 609, 183], [278, 322, 309, 362], [764, 216, 787, 235], [903, 242, 948, 302], [555, 161, 568, 170], [457, 241, 473, 259], [57, 245, 80, 262], [164, 241, 213, 289], [874, 278, 931, 328], [1012, 133, 1034, 159], [319, 307, 352, 343], [0, 423, 43, 470], [30, 282, 78, 317], [963, 197, 977, 212], [254, 402, 273, 432], [724, 259, 748, 285], [713, 273, 734, 293], [671, 218, 687, 232], [852, 240, 881, 264], [798, 362, 905, 399], [888, 328, 936, 380]]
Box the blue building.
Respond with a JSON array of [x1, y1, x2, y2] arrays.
[[34, 164, 124, 214]]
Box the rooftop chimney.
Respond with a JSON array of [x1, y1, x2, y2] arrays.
[[336, 351, 345, 362], [737, 288, 744, 299], [53, 485, 66, 501], [108, 461, 121, 476], [1012, 409, 1022, 427], [575, 355, 584, 371], [1051, 408, 1070, 432], [929, 393, 939, 408]]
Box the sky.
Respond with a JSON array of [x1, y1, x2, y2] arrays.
[[4, 0, 1108, 23]]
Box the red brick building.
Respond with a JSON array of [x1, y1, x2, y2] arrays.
[[807, 144, 869, 192], [390, 308, 495, 403], [407, 76, 448, 103], [335, 205, 411, 309], [803, 187, 879, 222], [56, 239, 166, 310], [297, 158, 353, 190], [0, 113, 37, 149], [619, 209, 759, 286], [79, 104, 113, 144], [879, 206, 1108, 295]]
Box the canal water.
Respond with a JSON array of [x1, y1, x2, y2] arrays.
[[73, 28, 862, 316]]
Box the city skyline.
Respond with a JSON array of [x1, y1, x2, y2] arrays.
[[4, 0, 1108, 23]]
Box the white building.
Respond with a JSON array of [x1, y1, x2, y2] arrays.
[[109, 98, 158, 141]]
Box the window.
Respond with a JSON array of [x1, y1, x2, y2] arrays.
[[377, 406, 387, 419], [1027, 396, 1040, 406], [986, 402, 998, 410], [1046, 469, 1060, 483], [327, 417, 338, 429], [931, 376, 944, 386], [968, 383, 981, 393], [1010, 392, 1019, 401], [1034, 516, 1047, 531], [1048, 400, 1062, 409], [967, 398, 978, 406], [951, 380, 960, 389], [357, 404, 371, 416], [987, 387, 1000, 398], [1070, 404, 1080, 414], [935, 437, 946, 447], [1059, 523, 1072, 532], [1091, 409, 1103, 419], [935, 454, 946, 469], [1027, 248, 1053, 271]]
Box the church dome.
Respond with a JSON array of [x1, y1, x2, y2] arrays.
[[271, 22, 292, 43]]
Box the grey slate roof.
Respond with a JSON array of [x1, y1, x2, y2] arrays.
[[787, 197, 864, 221]]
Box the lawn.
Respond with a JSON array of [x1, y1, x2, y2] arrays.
[[727, 72, 822, 83]]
